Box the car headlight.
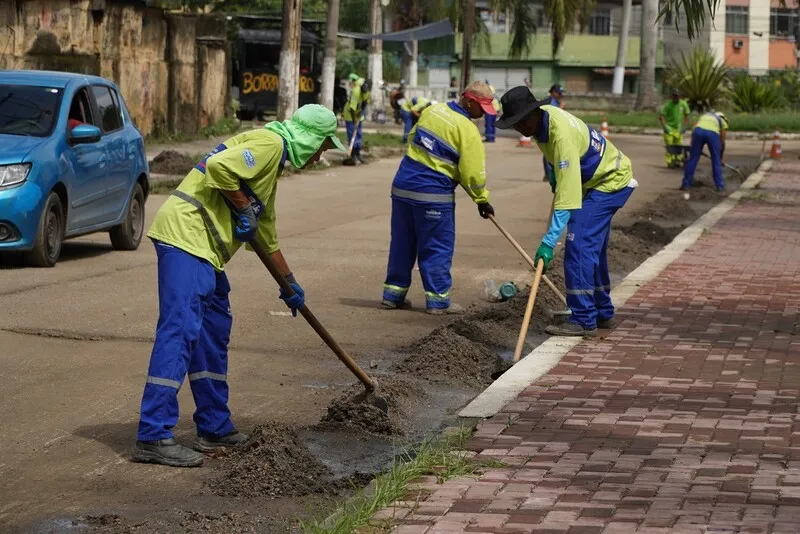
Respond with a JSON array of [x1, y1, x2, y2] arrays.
[[0, 163, 31, 188]]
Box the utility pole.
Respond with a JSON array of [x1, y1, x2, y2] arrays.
[[278, 0, 302, 120], [461, 0, 475, 90], [612, 0, 632, 94], [368, 0, 384, 105], [320, 0, 340, 109]]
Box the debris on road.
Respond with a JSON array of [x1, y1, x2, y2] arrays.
[[148, 150, 196, 175], [211, 423, 334, 499]]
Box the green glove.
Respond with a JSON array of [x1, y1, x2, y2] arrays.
[[534, 243, 554, 272]]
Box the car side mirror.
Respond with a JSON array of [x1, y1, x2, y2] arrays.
[[69, 124, 102, 145]]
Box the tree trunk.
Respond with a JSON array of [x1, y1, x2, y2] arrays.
[[408, 40, 418, 86], [461, 0, 475, 90], [319, 0, 339, 110], [635, 0, 658, 110], [368, 0, 383, 108], [278, 0, 302, 120], [612, 0, 632, 95]]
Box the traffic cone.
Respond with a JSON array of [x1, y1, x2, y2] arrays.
[[519, 135, 532, 147], [770, 130, 782, 159], [601, 116, 610, 139]]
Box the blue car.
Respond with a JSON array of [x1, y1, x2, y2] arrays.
[[0, 70, 149, 266]]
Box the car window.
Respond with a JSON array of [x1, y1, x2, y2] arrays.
[[109, 88, 126, 126], [68, 88, 94, 130], [91, 85, 122, 133], [0, 84, 62, 137]]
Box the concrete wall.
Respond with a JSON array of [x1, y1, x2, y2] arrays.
[[0, 0, 229, 136]]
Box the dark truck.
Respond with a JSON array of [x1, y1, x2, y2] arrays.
[[232, 20, 323, 119]]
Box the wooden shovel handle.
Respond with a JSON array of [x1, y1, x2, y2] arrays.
[[249, 239, 377, 391], [513, 259, 544, 363]]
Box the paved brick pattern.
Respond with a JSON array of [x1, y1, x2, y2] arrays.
[[375, 163, 800, 533]]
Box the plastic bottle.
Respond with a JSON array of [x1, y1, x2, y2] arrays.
[[498, 282, 518, 301], [483, 279, 501, 302]]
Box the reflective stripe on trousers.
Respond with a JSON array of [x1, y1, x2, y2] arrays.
[[391, 187, 455, 204], [171, 190, 232, 263]]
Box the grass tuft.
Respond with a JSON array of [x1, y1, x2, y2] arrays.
[[303, 427, 494, 534]]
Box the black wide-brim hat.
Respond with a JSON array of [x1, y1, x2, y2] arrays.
[[497, 86, 551, 129]]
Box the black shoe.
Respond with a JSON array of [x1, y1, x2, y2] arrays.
[[132, 438, 204, 467], [679, 185, 690, 191], [545, 322, 597, 338], [194, 431, 249, 453], [598, 318, 617, 330], [342, 157, 359, 166]]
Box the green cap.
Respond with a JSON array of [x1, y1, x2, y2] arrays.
[[264, 104, 346, 168], [348, 73, 359, 81]]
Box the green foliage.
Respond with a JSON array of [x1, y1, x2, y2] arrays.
[[576, 111, 800, 133], [302, 428, 489, 534], [658, 0, 719, 40], [665, 47, 728, 111], [767, 70, 800, 106], [728, 74, 787, 113], [211, 0, 328, 18], [335, 49, 401, 83]]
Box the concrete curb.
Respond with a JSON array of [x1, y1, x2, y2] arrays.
[[458, 159, 774, 419]]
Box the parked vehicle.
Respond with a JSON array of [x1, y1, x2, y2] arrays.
[[0, 70, 149, 267]]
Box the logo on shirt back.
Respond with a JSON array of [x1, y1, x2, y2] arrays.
[[558, 160, 569, 169], [242, 149, 256, 168], [421, 136, 435, 151]]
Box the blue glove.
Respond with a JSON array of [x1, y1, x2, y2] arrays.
[[233, 204, 257, 242], [279, 274, 305, 317], [534, 243, 554, 273]]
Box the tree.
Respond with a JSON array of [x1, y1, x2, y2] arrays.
[[320, 0, 340, 109], [278, 0, 303, 120], [635, 0, 658, 109]]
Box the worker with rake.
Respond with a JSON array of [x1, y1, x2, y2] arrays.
[[381, 81, 497, 315], [133, 105, 344, 468], [682, 111, 729, 193], [343, 73, 371, 166], [497, 86, 638, 337]]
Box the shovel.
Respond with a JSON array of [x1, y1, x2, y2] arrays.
[[248, 239, 389, 414], [487, 214, 570, 316], [701, 152, 745, 180], [513, 259, 545, 363]]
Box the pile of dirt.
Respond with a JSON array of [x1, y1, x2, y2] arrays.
[[211, 423, 334, 499], [394, 326, 511, 387], [318, 376, 424, 435], [149, 150, 196, 175], [618, 220, 681, 246]]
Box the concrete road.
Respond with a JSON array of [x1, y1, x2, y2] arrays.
[[0, 134, 777, 530]]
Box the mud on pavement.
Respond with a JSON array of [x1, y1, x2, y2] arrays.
[[74, 157, 759, 533]]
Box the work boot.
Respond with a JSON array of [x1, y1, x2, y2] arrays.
[[380, 298, 412, 310], [679, 185, 690, 191], [354, 148, 368, 165], [132, 438, 204, 467], [426, 303, 465, 316], [194, 431, 249, 453], [342, 156, 359, 166], [545, 321, 597, 338], [597, 317, 617, 330]]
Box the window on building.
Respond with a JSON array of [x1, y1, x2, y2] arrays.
[[726, 6, 749, 35], [770, 8, 798, 37], [588, 8, 612, 35]]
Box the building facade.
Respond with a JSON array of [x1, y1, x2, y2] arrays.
[[663, 0, 799, 74]]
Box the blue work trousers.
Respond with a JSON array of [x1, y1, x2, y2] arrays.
[[683, 128, 724, 190], [484, 114, 496, 142], [383, 199, 455, 309], [346, 120, 364, 151], [401, 110, 413, 144], [137, 242, 236, 441], [564, 186, 634, 329]]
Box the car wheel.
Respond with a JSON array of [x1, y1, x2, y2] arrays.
[[110, 183, 145, 251], [25, 192, 64, 268]]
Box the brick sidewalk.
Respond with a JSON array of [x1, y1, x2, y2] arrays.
[[376, 162, 800, 534]]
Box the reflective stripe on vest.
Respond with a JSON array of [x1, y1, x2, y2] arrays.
[[171, 190, 232, 264], [391, 186, 455, 204]]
